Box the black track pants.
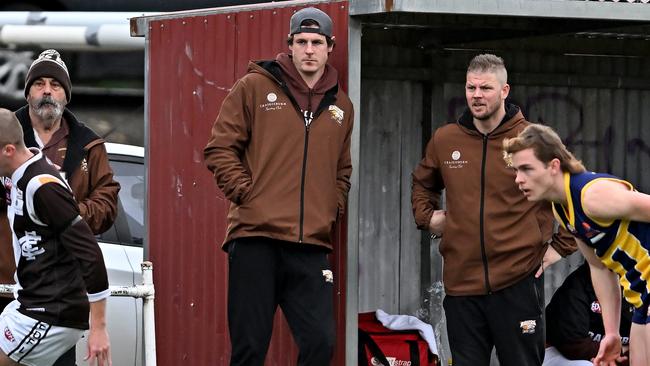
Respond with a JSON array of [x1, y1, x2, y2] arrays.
[[227, 237, 335, 366], [444, 273, 545, 366]]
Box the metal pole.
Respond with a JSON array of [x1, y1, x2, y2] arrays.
[[0, 12, 159, 27], [0, 25, 144, 51], [141, 261, 157, 366]]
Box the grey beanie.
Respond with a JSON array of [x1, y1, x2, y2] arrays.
[[24, 49, 71, 102], [289, 7, 333, 38]]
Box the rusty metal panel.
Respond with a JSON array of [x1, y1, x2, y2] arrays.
[[145, 2, 349, 365]]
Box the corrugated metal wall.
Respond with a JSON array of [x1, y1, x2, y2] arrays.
[[359, 45, 650, 364], [145, 2, 349, 364]]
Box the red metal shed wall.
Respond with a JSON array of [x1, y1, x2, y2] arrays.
[[146, 2, 348, 364]]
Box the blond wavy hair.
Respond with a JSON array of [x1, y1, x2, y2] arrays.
[[502, 124, 586, 174]]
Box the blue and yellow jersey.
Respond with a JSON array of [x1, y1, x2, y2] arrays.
[[552, 172, 650, 309]]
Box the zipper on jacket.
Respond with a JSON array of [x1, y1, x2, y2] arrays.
[[480, 134, 492, 294], [299, 123, 310, 243], [298, 89, 314, 243], [276, 78, 329, 244]]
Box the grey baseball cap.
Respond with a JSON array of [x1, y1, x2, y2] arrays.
[[289, 7, 333, 38]]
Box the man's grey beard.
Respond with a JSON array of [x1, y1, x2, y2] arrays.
[[31, 96, 64, 129]]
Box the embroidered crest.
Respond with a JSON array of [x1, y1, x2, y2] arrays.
[[520, 320, 537, 334], [443, 148, 469, 169], [322, 270, 334, 283], [591, 301, 602, 314], [81, 158, 88, 173], [328, 105, 344, 125]]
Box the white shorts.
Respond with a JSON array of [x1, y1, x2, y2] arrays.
[[543, 346, 593, 366], [0, 300, 83, 366]]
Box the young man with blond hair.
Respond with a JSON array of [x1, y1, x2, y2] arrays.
[[504, 123, 650, 366]]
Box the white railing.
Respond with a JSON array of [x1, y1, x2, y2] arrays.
[[0, 12, 155, 50], [578, 0, 650, 2], [0, 261, 156, 366]]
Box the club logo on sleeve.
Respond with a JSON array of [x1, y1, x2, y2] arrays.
[[267, 93, 277, 102]]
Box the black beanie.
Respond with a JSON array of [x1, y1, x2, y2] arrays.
[[24, 49, 71, 102]]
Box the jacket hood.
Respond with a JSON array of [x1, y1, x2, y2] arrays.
[[248, 54, 338, 113], [275, 53, 337, 96], [247, 60, 281, 83], [14, 105, 100, 180], [457, 103, 525, 137]]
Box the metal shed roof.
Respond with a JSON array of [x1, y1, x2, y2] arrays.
[[350, 0, 650, 21]]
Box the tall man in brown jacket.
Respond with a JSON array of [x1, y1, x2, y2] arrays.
[[1, 49, 120, 366], [411, 54, 575, 366], [204, 7, 353, 366]]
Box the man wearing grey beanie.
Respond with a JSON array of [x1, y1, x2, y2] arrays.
[[0, 49, 120, 366]]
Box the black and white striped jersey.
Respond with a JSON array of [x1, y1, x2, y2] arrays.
[[7, 149, 109, 329]]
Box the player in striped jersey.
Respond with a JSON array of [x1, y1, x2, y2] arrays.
[[0, 109, 111, 366], [503, 124, 650, 366]]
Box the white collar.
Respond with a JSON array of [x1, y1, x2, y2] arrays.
[[33, 128, 45, 149], [11, 148, 42, 184]]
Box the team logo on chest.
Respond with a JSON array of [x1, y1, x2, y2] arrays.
[[259, 91, 286, 111], [19, 231, 45, 261], [328, 105, 344, 125], [443, 149, 469, 169]]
